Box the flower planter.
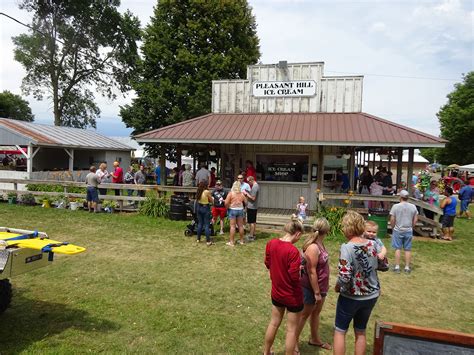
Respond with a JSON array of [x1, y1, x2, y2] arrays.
[[8, 197, 17, 205], [69, 202, 80, 211]]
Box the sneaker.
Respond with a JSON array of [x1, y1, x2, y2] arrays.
[[196, 239, 200, 243], [247, 235, 256, 242], [219, 231, 224, 235], [225, 242, 235, 247], [206, 241, 214, 246], [393, 266, 400, 274], [237, 240, 245, 245], [404, 267, 411, 274]]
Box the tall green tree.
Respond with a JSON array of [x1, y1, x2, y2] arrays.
[[0, 91, 34, 121], [436, 72, 474, 165], [13, 0, 141, 128], [120, 0, 260, 139]]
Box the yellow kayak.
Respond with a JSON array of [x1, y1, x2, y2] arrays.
[[0, 231, 86, 255]]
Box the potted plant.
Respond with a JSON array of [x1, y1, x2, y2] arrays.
[[19, 193, 36, 206], [41, 195, 54, 208], [7, 192, 17, 205], [54, 194, 68, 209], [69, 197, 81, 211], [102, 200, 118, 213]]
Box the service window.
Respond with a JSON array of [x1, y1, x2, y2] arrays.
[[256, 154, 309, 182]]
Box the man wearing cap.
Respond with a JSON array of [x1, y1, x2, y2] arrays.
[[389, 190, 418, 274], [211, 180, 227, 235], [243, 176, 259, 241]]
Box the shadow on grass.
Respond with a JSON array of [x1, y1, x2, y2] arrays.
[[0, 291, 119, 353]]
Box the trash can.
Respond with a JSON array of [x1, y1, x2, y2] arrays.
[[169, 195, 189, 220], [368, 208, 389, 238]]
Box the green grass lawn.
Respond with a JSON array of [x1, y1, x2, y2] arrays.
[[0, 204, 473, 354]]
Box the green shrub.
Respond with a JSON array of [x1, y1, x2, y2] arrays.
[[19, 193, 36, 205], [139, 191, 170, 218], [314, 205, 346, 241], [27, 184, 86, 194]]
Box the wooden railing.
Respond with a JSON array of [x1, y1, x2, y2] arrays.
[[0, 178, 198, 211], [318, 192, 443, 235]]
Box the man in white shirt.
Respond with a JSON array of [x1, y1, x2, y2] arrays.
[[195, 163, 210, 186]]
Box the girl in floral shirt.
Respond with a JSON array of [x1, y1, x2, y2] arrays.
[[333, 211, 381, 355]]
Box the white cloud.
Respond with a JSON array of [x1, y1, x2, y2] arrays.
[[1, 0, 472, 137], [369, 22, 387, 33]]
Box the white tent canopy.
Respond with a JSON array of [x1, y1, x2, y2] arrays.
[[459, 164, 474, 173]]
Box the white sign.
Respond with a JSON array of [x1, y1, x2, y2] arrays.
[[252, 80, 316, 97]]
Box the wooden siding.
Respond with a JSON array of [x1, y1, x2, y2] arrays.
[[212, 62, 363, 114], [222, 143, 320, 209]]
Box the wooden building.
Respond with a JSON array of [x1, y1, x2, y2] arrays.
[[136, 61, 446, 210]]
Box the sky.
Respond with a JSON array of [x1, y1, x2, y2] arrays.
[[0, 0, 472, 137]]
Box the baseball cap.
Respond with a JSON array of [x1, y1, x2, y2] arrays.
[[216, 180, 222, 185], [399, 190, 409, 197]]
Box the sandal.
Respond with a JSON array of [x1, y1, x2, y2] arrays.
[[308, 341, 332, 350]]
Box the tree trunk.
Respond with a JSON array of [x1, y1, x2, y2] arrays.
[[53, 87, 60, 126]]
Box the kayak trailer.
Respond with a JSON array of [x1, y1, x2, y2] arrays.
[[0, 227, 86, 314]]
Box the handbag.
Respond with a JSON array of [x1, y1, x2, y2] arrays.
[[377, 256, 389, 272]]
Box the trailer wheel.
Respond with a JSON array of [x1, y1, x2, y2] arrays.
[[184, 229, 193, 237], [0, 279, 12, 314]]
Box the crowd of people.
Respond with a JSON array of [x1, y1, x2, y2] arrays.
[[263, 211, 388, 355], [82, 159, 472, 354], [354, 165, 474, 240]]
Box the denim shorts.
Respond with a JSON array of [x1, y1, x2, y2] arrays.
[[391, 230, 413, 251], [228, 208, 244, 219], [334, 295, 378, 333], [441, 214, 455, 228], [303, 286, 327, 305], [460, 199, 470, 212], [86, 186, 99, 203]]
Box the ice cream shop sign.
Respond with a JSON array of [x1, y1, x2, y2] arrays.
[[252, 80, 316, 97]]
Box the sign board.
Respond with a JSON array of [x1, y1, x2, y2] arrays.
[[373, 321, 474, 355], [252, 80, 316, 98]]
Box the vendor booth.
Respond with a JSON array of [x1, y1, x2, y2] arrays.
[[0, 118, 133, 185], [135, 61, 446, 210]]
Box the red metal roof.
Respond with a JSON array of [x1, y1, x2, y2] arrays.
[[135, 112, 446, 148]]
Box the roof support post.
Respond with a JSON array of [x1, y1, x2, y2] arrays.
[[348, 147, 355, 191], [64, 148, 74, 172], [407, 148, 414, 194], [317, 146, 324, 190], [160, 145, 166, 186], [396, 148, 403, 190], [192, 144, 197, 174], [23, 145, 40, 176], [26, 145, 33, 175], [372, 148, 376, 175], [219, 145, 224, 181]]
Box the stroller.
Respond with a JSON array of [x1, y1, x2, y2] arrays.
[[184, 200, 215, 237]]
